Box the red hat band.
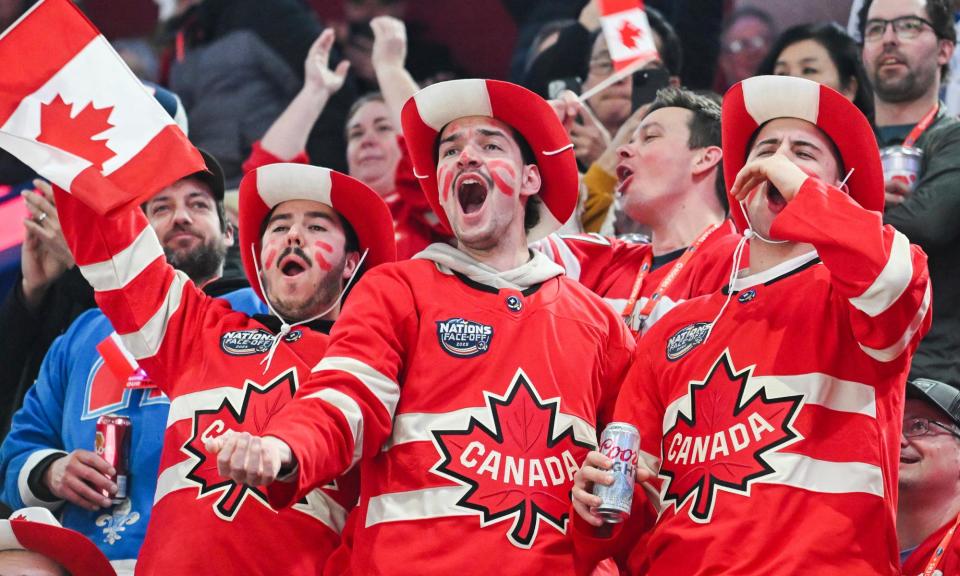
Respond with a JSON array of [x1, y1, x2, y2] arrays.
[[401, 79, 579, 243], [721, 75, 884, 232]]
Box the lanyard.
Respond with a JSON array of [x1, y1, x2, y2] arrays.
[[620, 223, 722, 334], [923, 513, 960, 576], [903, 104, 939, 149]]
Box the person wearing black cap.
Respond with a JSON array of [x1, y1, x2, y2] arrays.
[[900, 378, 960, 576]]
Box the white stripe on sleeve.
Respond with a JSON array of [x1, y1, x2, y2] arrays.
[[848, 231, 912, 317], [78, 225, 165, 292]]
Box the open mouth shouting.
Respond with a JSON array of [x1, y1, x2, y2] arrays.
[[277, 248, 312, 278], [616, 163, 634, 193], [765, 182, 787, 214], [455, 172, 491, 216]]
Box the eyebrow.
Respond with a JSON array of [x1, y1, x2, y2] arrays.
[[349, 116, 391, 131], [266, 211, 336, 227], [754, 137, 824, 152]]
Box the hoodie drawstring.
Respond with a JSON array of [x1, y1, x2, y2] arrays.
[[251, 243, 369, 373]]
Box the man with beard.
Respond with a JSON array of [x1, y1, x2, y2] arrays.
[[859, 0, 960, 386], [210, 79, 635, 574], [0, 151, 265, 572], [48, 160, 395, 575], [571, 75, 931, 574]]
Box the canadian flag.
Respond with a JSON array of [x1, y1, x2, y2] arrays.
[[96, 331, 152, 388], [598, 0, 659, 72], [0, 0, 204, 215]]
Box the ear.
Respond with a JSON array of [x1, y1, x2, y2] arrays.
[[341, 250, 361, 282], [223, 221, 236, 248], [939, 38, 955, 68], [519, 163, 542, 199], [840, 77, 858, 103], [691, 146, 723, 178]]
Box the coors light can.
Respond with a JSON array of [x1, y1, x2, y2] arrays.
[[593, 422, 640, 523], [95, 414, 131, 504]]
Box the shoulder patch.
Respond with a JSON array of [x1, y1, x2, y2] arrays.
[[220, 328, 275, 356], [666, 322, 711, 361], [436, 318, 494, 358]]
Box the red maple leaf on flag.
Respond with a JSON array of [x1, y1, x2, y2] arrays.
[[431, 372, 592, 548], [618, 19, 644, 50], [660, 352, 803, 523], [36, 94, 116, 172], [182, 370, 297, 520]]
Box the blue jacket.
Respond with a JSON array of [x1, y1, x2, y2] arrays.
[[0, 287, 266, 563]]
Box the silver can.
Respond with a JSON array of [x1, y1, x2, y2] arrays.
[[880, 145, 923, 193], [593, 422, 640, 523]]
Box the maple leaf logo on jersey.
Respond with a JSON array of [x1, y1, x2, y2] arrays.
[[36, 95, 115, 171], [431, 370, 591, 548], [182, 369, 297, 520], [660, 351, 804, 523], [618, 19, 644, 50]]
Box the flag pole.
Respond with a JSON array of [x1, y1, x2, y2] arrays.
[[577, 58, 646, 103]]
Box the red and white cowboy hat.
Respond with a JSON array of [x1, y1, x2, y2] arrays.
[[0, 507, 117, 575], [722, 75, 884, 231], [401, 78, 578, 242], [238, 164, 397, 303]]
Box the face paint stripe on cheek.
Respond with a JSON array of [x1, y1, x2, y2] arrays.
[[265, 248, 277, 269], [314, 253, 333, 271], [487, 159, 516, 179], [439, 167, 454, 202], [491, 168, 515, 197], [314, 241, 333, 253]]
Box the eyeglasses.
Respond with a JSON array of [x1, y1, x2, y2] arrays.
[[724, 36, 768, 54], [864, 16, 938, 42], [903, 416, 960, 439], [589, 58, 614, 76]]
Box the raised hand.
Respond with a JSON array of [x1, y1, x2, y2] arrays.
[[304, 28, 351, 97], [20, 179, 74, 310], [370, 16, 408, 70], [730, 153, 810, 204]]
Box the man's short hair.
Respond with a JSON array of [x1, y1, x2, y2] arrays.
[[645, 87, 727, 210], [857, 0, 956, 80]]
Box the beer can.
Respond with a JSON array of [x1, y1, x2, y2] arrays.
[[95, 414, 131, 504], [593, 422, 640, 523], [880, 145, 923, 193]]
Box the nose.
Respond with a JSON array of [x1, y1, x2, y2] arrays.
[[881, 23, 899, 46], [617, 143, 635, 160], [456, 144, 481, 169], [171, 202, 194, 225], [283, 223, 304, 246]]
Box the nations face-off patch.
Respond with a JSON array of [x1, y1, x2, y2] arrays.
[[436, 318, 494, 358], [220, 328, 275, 356], [666, 322, 711, 361]]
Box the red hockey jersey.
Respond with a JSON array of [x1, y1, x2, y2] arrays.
[[55, 189, 356, 575], [538, 222, 740, 334], [264, 246, 635, 575], [574, 179, 932, 575]]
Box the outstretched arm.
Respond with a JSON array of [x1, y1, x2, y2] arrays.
[[370, 16, 419, 128], [258, 28, 351, 162]]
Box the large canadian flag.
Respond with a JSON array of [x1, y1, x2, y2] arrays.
[[598, 0, 659, 72], [0, 0, 204, 215]]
